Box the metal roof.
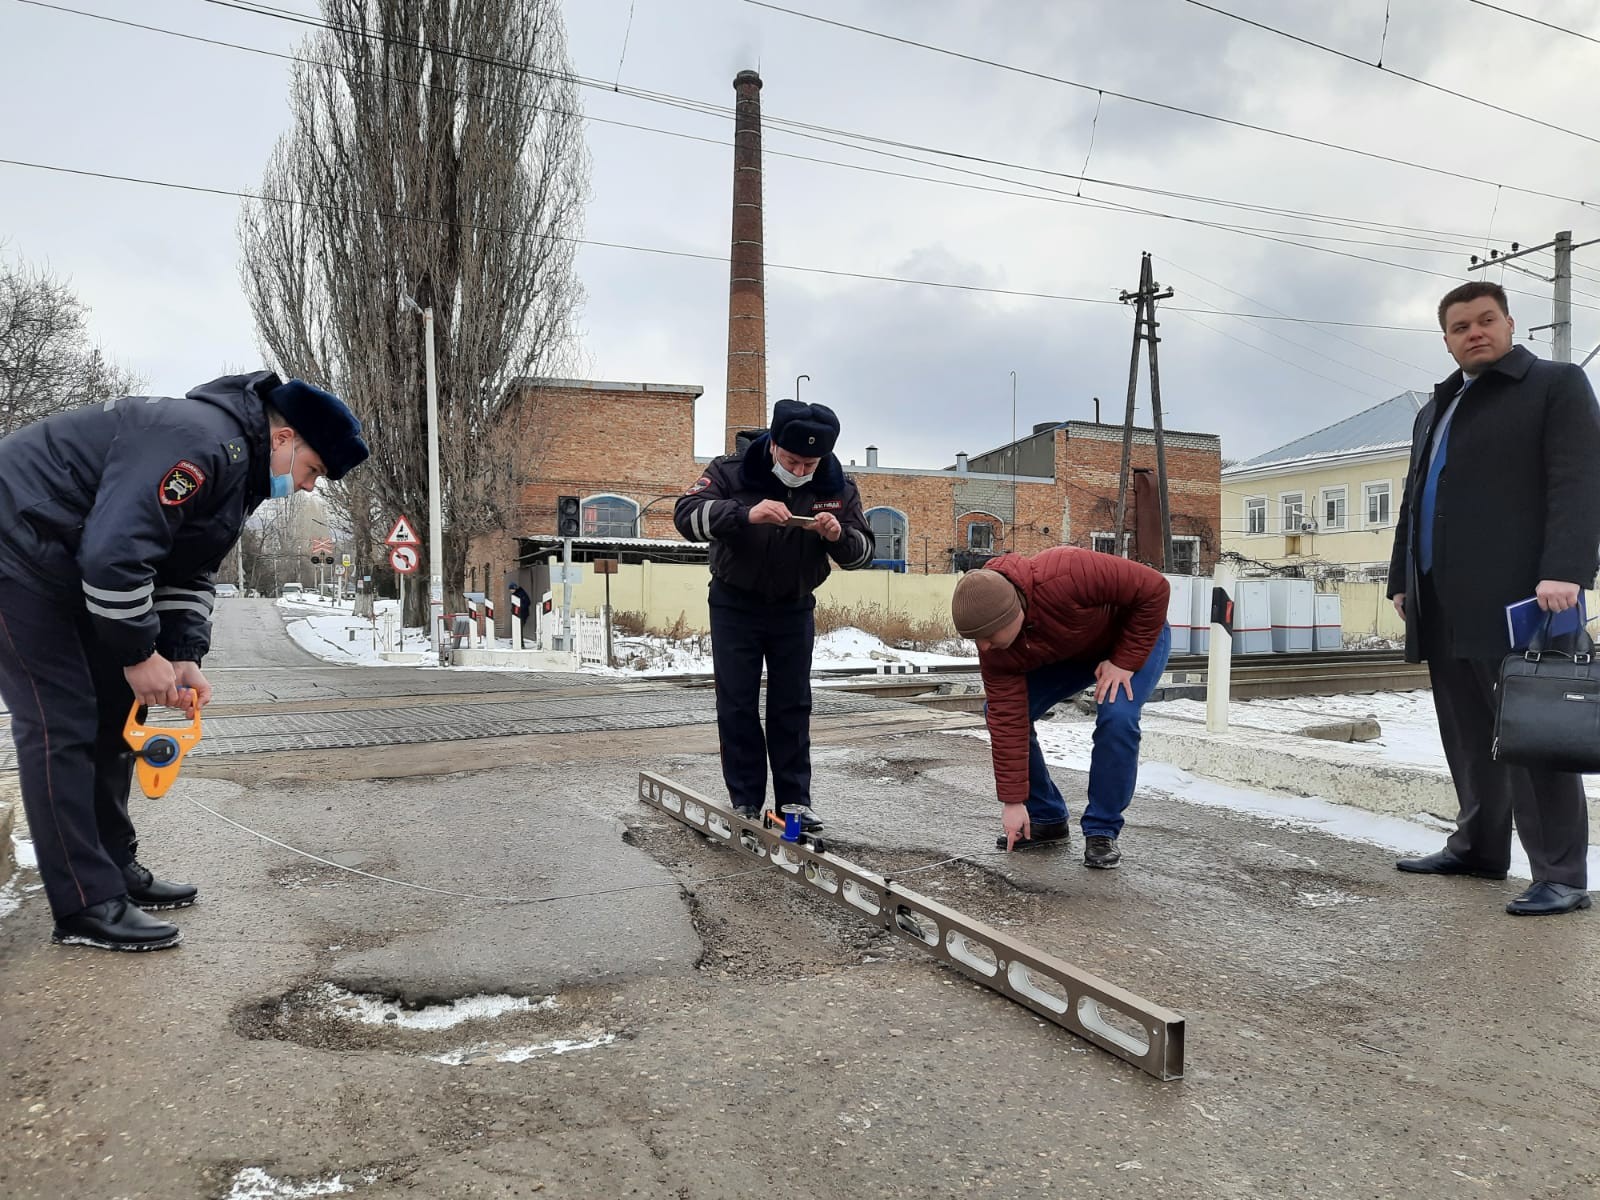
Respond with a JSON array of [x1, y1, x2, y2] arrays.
[[1228, 390, 1428, 474]]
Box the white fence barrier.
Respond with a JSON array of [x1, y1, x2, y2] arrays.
[[574, 613, 606, 666]]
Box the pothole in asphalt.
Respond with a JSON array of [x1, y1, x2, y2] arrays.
[[232, 982, 625, 1062], [844, 754, 951, 784], [221, 1165, 378, 1198]]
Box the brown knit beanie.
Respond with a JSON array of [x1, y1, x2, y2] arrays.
[[951, 570, 1022, 640]]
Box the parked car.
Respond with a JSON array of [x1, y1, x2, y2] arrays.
[[280, 583, 304, 599], [215, 583, 239, 599]]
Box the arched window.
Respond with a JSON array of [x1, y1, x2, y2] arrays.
[[865, 506, 907, 564], [581, 494, 640, 538]]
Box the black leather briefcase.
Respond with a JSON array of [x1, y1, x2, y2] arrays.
[[1493, 618, 1600, 773]]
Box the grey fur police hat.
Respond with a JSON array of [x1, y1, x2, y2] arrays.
[[770, 399, 840, 457], [267, 379, 370, 480]]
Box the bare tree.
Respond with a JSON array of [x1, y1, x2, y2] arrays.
[[0, 252, 144, 437], [238, 0, 588, 623]]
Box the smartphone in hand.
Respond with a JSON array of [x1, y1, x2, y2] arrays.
[[783, 514, 816, 529]]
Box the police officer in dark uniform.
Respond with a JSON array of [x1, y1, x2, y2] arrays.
[[674, 400, 875, 829], [0, 372, 369, 951]]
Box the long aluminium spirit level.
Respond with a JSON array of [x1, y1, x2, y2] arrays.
[[638, 771, 1184, 1081]]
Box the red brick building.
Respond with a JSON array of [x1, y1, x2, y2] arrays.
[[843, 420, 1220, 575], [467, 377, 1221, 590]]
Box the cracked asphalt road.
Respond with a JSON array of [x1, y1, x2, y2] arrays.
[[1, 601, 1596, 1199]]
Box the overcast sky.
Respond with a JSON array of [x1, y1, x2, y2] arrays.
[[3, 0, 1598, 466]]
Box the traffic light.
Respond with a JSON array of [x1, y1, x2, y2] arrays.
[[556, 494, 581, 539]]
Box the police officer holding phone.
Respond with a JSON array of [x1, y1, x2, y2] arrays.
[[0, 372, 369, 951], [674, 401, 875, 829]]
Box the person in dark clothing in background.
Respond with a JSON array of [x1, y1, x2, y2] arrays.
[[1389, 281, 1600, 916], [674, 400, 874, 830], [0, 372, 369, 950]]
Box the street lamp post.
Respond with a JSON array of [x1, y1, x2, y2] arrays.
[[796, 374, 809, 404], [400, 291, 446, 655]]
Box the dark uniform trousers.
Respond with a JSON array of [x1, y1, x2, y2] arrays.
[[0, 575, 142, 919], [709, 581, 815, 812], [1420, 574, 1589, 887]]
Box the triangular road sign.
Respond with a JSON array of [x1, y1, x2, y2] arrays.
[[385, 514, 420, 547]]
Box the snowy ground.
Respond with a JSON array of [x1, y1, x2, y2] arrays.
[[1155, 691, 1600, 801], [278, 600, 978, 676], [278, 597, 434, 665], [604, 626, 975, 676], [956, 693, 1600, 881]]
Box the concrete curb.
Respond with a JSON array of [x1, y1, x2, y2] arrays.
[[1140, 715, 1600, 841]]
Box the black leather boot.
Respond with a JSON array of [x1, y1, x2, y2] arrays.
[[52, 897, 182, 951], [122, 859, 198, 910]]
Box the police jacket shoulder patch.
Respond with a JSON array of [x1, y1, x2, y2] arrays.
[[159, 460, 207, 507]]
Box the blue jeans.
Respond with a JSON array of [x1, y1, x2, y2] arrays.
[[1019, 624, 1171, 838]]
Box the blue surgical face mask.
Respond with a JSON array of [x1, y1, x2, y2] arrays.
[[270, 440, 300, 498]]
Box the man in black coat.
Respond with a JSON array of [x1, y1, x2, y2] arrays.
[[0, 372, 369, 950], [1388, 281, 1600, 916], [674, 400, 875, 829]]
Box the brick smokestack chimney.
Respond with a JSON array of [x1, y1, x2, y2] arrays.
[[724, 69, 767, 456]]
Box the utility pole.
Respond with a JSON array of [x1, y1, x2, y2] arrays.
[[1469, 231, 1600, 364], [400, 287, 447, 655], [1113, 252, 1175, 568]]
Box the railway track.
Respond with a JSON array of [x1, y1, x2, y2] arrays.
[[816, 649, 1427, 709]]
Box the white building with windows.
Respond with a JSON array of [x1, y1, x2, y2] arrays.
[[1220, 390, 1425, 582]]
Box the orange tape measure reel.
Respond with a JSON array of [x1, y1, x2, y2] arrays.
[[123, 692, 204, 798]]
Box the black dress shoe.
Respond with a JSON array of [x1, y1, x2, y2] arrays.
[[1506, 882, 1593, 916], [996, 819, 1071, 851], [52, 897, 182, 951], [1395, 848, 1507, 880], [1083, 835, 1122, 870], [734, 804, 761, 820], [122, 859, 198, 910]]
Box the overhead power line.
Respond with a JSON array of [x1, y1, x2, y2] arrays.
[[16, 0, 1508, 260], [184, 0, 1600, 211], [21, 0, 1600, 319], [36, 0, 1591, 290], [733, 0, 1600, 210], [1463, 0, 1600, 48], [0, 154, 1439, 331], [1167, 307, 1396, 401], [1156, 257, 1434, 386], [26, 0, 1581, 307], [1180, 0, 1600, 148]]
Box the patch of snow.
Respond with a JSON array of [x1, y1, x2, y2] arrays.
[[812, 627, 974, 669], [315, 984, 555, 1030], [225, 1167, 372, 1199], [12, 833, 36, 870], [1297, 890, 1372, 908], [1156, 692, 1600, 801], [952, 704, 1600, 883], [0, 878, 21, 924], [428, 1033, 617, 1065], [282, 600, 433, 667]]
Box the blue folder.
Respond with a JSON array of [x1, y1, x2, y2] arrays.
[[1505, 593, 1590, 650]]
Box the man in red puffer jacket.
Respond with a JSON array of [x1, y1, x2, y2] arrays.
[[951, 547, 1171, 869]]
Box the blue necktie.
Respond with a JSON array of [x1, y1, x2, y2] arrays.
[[1418, 381, 1469, 575]]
